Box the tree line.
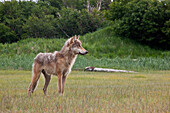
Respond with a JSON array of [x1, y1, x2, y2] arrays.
[[0, 0, 169, 50], [0, 0, 110, 43]]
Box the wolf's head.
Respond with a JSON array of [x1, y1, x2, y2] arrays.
[[67, 35, 88, 55]]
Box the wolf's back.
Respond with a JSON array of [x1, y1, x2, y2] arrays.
[[34, 52, 56, 65]]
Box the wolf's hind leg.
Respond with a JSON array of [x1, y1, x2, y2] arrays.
[[28, 63, 41, 96], [28, 73, 41, 96], [31, 75, 40, 92], [42, 69, 51, 96]]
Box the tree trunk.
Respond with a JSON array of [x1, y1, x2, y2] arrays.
[[87, 0, 90, 12], [97, 0, 102, 11]]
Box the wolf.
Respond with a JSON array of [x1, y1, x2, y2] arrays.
[[28, 35, 88, 96]]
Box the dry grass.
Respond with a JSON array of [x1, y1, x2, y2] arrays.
[[0, 70, 169, 112]]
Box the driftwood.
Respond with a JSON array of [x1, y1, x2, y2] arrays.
[[85, 67, 136, 73]]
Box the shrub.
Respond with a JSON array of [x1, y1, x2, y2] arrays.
[[22, 15, 58, 39], [0, 23, 17, 43], [105, 0, 170, 50], [55, 8, 104, 37]]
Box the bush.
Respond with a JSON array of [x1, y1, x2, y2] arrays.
[[105, 0, 170, 50], [22, 15, 58, 39], [55, 8, 104, 37], [0, 23, 17, 43]]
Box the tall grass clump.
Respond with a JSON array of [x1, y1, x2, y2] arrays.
[[0, 54, 35, 70], [74, 56, 170, 71], [0, 54, 169, 71]]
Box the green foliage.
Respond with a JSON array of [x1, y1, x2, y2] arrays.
[[1, 27, 169, 58], [74, 56, 170, 70], [81, 27, 169, 58], [42, 0, 63, 9], [0, 38, 65, 55], [105, 0, 170, 50], [22, 15, 57, 38], [162, 19, 170, 39], [62, 0, 86, 10], [0, 54, 169, 71], [0, 23, 17, 43], [0, 1, 25, 40], [0, 54, 34, 70], [56, 8, 104, 37], [0, 0, 105, 43]]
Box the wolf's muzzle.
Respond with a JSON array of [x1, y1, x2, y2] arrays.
[[85, 51, 88, 54], [79, 51, 88, 55]]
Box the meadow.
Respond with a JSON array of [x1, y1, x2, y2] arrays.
[[0, 26, 169, 112], [0, 70, 169, 112], [0, 1, 169, 112]]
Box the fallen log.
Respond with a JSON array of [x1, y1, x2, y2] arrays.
[[84, 66, 136, 73]]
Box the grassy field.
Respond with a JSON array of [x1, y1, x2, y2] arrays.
[[0, 70, 169, 112]]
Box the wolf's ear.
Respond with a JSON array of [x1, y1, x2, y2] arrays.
[[76, 35, 80, 39], [70, 35, 76, 44]]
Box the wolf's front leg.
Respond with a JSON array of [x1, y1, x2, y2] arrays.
[[62, 76, 67, 95], [58, 73, 63, 96]]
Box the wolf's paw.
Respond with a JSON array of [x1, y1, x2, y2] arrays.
[[28, 91, 32, 97], [59, 93, 64, 96], [44, 94, 49, 97]]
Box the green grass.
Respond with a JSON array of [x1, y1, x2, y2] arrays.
[[0, 54, 169, 71], [0, 38, 66, 56], [0, 27, 170, 70], [74, 56, 170, 71], [0, 70, 169, 112], [81, 27, 170, 58], [0, 27, 169, 58]]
